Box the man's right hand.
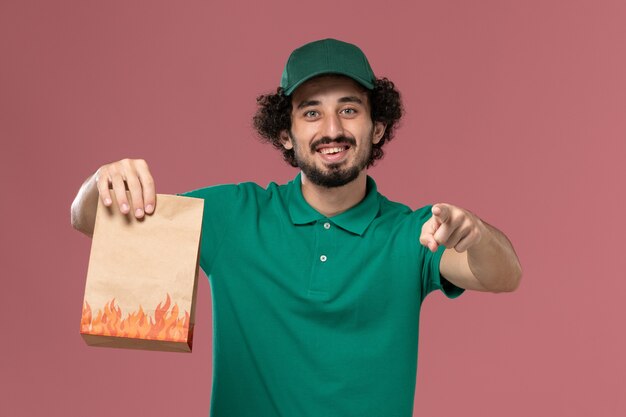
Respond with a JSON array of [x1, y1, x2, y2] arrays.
[[95, 158, 156, 219], [71, 158, 156, 237]]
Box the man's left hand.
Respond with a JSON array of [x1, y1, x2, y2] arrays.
[[419, 203, 488, 253]]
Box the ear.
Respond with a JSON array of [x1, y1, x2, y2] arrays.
[[372, 122, 386, 145], [279, 130, 293, 150]]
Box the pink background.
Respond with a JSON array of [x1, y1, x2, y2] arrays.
[[2, 1, 625, 416]]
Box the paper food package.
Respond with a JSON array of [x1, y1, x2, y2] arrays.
[[80, 192, 203, 352]]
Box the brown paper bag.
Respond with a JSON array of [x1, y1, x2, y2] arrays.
[[80, 192, 203, 352]]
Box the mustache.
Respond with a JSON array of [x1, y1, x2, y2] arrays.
[[310, 136, 357, 152]]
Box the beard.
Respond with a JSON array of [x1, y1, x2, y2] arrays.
[[289, 130, 373, 188]]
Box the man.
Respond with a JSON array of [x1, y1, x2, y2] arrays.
[[71, 39, 522, 417]]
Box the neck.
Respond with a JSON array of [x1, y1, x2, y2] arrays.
[[300, 171, 368, 217]]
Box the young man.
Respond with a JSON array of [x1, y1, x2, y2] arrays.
[[71, 39, 522, 417]]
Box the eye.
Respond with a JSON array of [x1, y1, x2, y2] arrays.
[[340, 108, 357, 115], [304, 110, 319, 118]]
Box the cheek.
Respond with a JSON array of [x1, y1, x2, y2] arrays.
[[292, 121, 314, 137], [351, 117, 373, 135]]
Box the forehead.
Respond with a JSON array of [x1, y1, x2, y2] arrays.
[[291, 75, 369, 106]]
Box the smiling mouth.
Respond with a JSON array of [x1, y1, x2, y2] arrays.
[[314, 143, 351, 163], [318, 145, 350, 155]]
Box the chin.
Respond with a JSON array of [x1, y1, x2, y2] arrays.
[[303, 166, 362, 188]]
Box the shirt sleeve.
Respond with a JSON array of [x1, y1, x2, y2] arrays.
[[413, 205, 465, 301], [176, 184, 241, 275]]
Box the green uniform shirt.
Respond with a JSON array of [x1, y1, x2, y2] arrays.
[[178, 173, 463, 417]]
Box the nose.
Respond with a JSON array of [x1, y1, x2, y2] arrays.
[[320, 112, 345, 139]]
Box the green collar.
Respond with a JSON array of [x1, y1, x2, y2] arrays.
[[287, 172, 380, 236]]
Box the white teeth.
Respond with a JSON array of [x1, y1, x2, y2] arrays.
[[319, 147, 347, 155]]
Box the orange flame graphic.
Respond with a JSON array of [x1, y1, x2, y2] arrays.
[[81, 294, 190, 342]]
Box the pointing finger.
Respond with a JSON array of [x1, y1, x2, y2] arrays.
[[432, 204, 451, 223]]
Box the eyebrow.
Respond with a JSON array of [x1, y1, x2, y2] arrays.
[[296, 96, 364, 110], [296, 100, 321, 110], [338, 96, 363, 105]]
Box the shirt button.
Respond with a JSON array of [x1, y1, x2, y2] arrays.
[[323, 222, 331, 230], [320, 255, 327, 262]]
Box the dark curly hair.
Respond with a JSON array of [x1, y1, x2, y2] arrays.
[[253, 77, 404, 168]]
